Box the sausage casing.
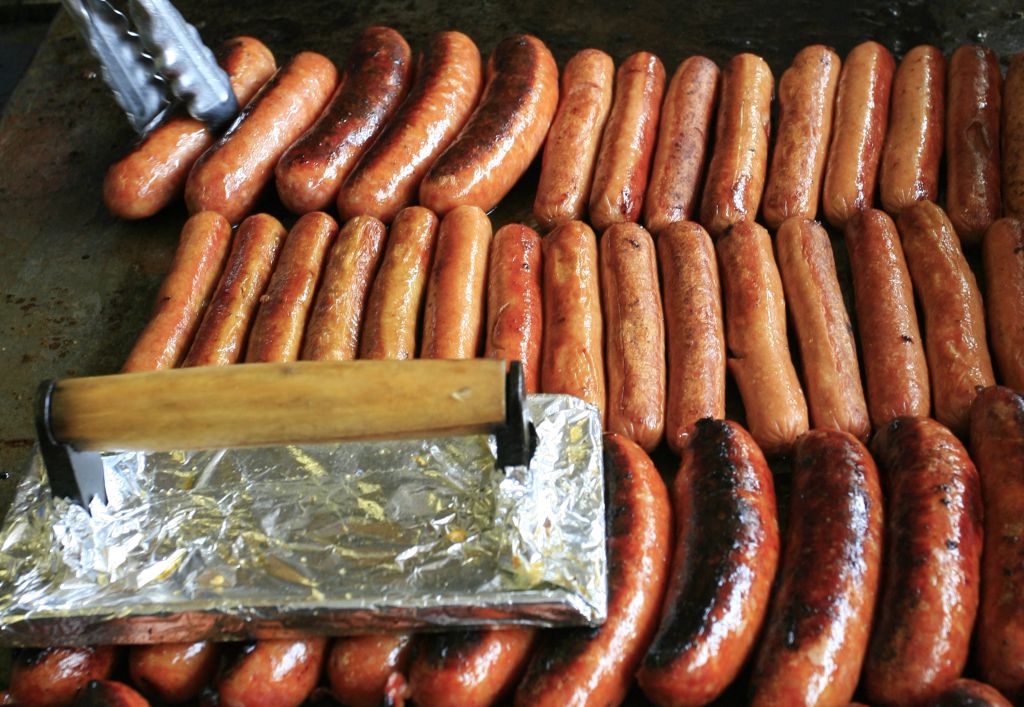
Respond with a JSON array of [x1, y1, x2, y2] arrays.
[[1003, 52, 1024, 219], [73, 681, 148, 707], [128, 641, 219, 704], [982, 218, 1024, 391], [327, 633, 413, 707], [217, 638, 327, 707], [9, 646, 118, 707], [933, 679, 1014, 707]]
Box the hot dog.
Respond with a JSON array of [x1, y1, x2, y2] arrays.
[[419, 34, 558, 215], [933, 679, 1014, 707], [982, 218, 1024, 391], [1003, 52, 1024, 219], [73, 681, 149, 707], [128, 641, 219, 704], [9, 646, 118, 707], [588, 51, 665, 232], [276, 27, 412, 214], [217, 638, 327, 707], [327, 633, 414, 707]]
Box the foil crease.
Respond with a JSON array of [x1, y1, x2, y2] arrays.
[[0, 395, 606, 646]]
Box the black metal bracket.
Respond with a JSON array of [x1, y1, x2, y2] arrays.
[[494, 361, 538, 470]]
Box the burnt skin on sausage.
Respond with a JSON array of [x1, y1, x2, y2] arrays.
[[9, 646, 118, 707], [932, 679, 1014, 707]]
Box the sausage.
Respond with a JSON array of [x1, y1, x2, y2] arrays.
[[181, 213, 287, 367], [643, 56, 719, 236], [337, 31, 483, 223], [122, 211, 232, 372], [776, 217, 870, 439], [600, 222, 665, 451], [245, 212, 337, 362], [532, 48, 614, 230], [484, 224, 542, 393], [748, 430, 883, 707], [933, 679, 1014, 707], [359, 206, 439, 360], [408, 629, 535, 707], [898, 200, 995, 436], [217, 638, 327, 707], [879, 45, 946, 216], [982, 218, 1024, 391], [699, 53, 773, 236], [419, 34, 558, 215], [637, 418, 779, 707], [185, 52, 338, 224], [103, 36, 277, 220], [540, 221, 605, 419], [275, 27, 413, 214], [947, 46, 1002, 244], [128, 641, 219, 704], [73, 681, 149, 707], [1003, 52, 1024, 219], [658, 221, 725, 454], [515, 433, 671, 707], [298, 215, 386, 361], [420, 205, 491, 359], [588, 52, 666, 233], [9, 646, 118, 707], [327, 633, 413, 707], [864, 416, 983, 706], [970, 386, 1024, 698], [762, 45, 840, 230], [822, 41, 895, 227], [716, 220, 808, 456], [844, 208, 930, 427]]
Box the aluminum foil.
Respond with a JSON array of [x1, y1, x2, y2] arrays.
[[0, 395, 606, 646]]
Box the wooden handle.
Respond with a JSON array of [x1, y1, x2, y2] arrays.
[[48, 359, 509, 452]]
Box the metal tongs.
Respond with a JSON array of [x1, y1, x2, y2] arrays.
[[62, 0, 237, 134]]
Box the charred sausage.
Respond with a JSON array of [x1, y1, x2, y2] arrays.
[[9, 646, 118, 707]]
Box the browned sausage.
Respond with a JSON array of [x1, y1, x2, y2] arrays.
[[982, 218, 1024, 391], [637, 418, 779, 707], [419, 34, 558, 215], [600, 222, 665, 451], [104, 37, 276, 220], [899, 200, 995, 436], [658, 221, 725, 454], [420, 205, 491, 359], [484, 224, 542, 393], [716, 220, 808, 456], [515, 433, 671, 707], [122, 211, 232, 372], [73, 681, 149, 707], [762, 45, 840, 230], [128, 641, 219, 704], [822, 41, 895, 227], [185, 52, 338, 224], [699, 53, 773, 236], [181, 213, 287, 367], [9, 646, 118, 707], [844, 208, 930, 427], [540, 220, 605, 419], [864, 416, 983, 706], [532, 49, 614, 230], [337, 31, 483, 224], [327, 634, 413, 707], [776, 217, 870, 439], [588, 52, 666, 232], [933, 679, 1014, 707], [749, 430, 883, 707], [643, 56, 719, 235], [970, 386, 1024, 698], [359, 206, 439, 360], [947, 45, 1002, 244], [217, 638, 327, 707], [275, 27, 412, 214], [244, 212, 336, 363], [1003, 52, 1024, 219]]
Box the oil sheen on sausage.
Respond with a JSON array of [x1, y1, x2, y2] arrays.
[[982, 218, 1024, 392]]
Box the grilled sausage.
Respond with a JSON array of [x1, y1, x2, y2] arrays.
[[327, 634, 413, 707], [762, 45, 841, 230], [217, 638, 327, 707], [300, 215, 386, 361], [128, 641, 219, 704], [776, 217, 870, 439], [864, 416, 983, 706], [588, 51, 666, 232], [600, 222, 665, 451], [716, 220, 808, 456], [540, 221, 605, 419], [420, 205, 491, 359], [185, 52, 337, 224], [822, 41, 895, 227], [933, 679, 1014, 707], [9, 646, 118, 707], [982, 218, 1024, 391], [104, 36, 276, 220], [532, 48, 614, 230], [699, 53, 773, 236], [122, 211, 232, 372], [637, 418, 779, 707], [419, 34, 558, 215], [181, 213, 287, 367], [276, 27, 412, 214], [337, 31, 483, 223], [515, 433, 671, 707], [484, 224, 542, 393], [947, 45, 1002, 245], [749, 430, 883, 707], [73, 681, 149, 707], [899, 200, 994, 436], [1003, 52, 1024, 219], [359, 206, 439, 360]]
